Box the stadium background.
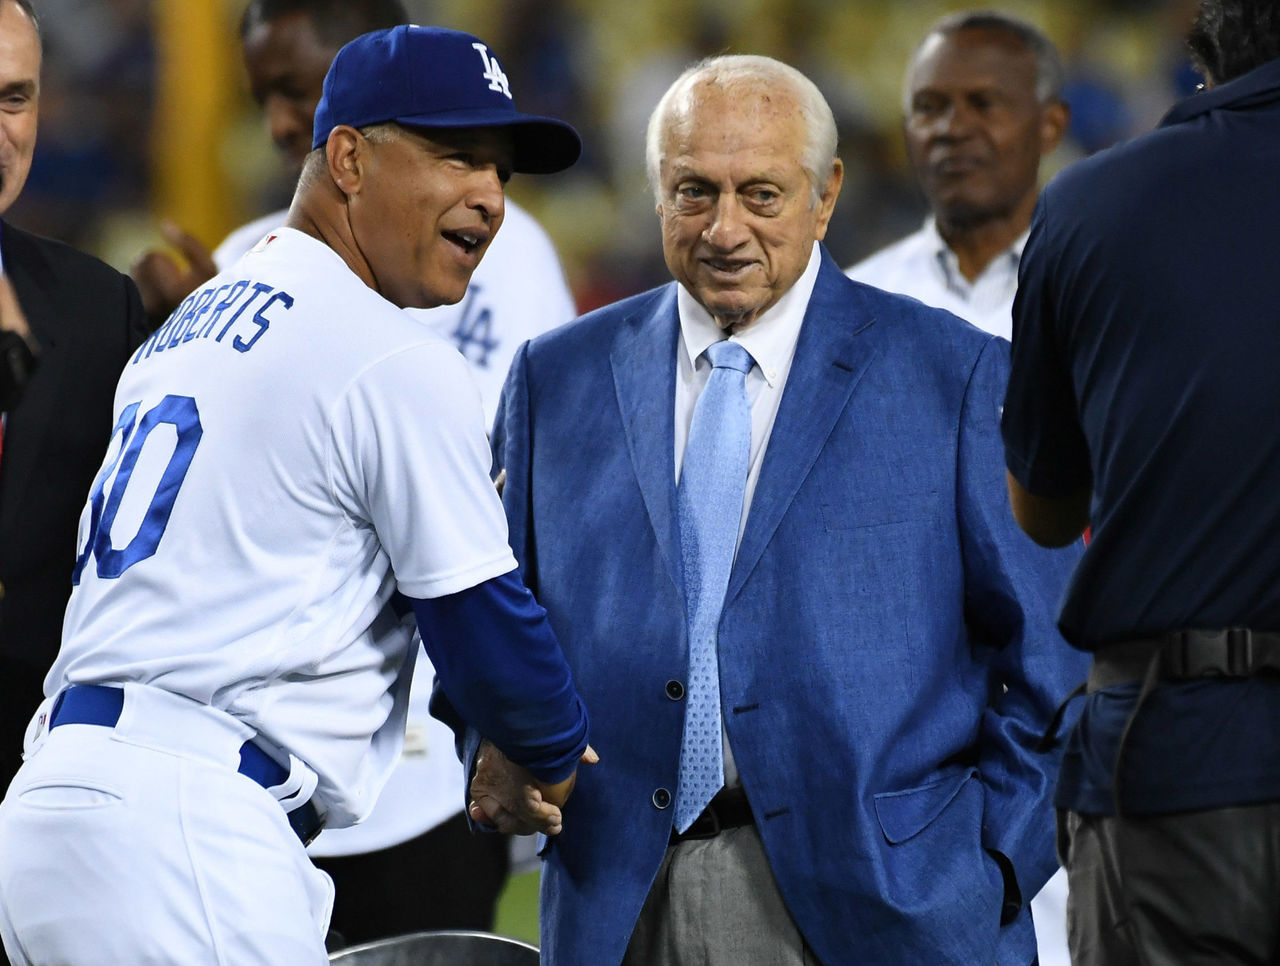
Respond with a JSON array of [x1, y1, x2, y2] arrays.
[[10, 0, 1202, 944]]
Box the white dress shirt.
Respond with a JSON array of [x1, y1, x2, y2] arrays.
[[672, 244, 820, 787], [846, 217, 1026, 340]]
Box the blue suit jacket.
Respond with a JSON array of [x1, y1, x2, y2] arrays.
[[491, 249, 1086, 965]]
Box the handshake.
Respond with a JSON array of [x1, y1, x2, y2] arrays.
[[469, 739, 599, 837]]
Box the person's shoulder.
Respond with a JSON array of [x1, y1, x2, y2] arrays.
[[1043, 120, 1193, 209], [860, 293, 1008, 401], [827, 264, 997, 363], [4, 221, 130, 290], [236, 229, 448, 352], [521, 283, 672, 359], [213, 210, 289, 270], [845, 227, 930, 284], [869, 284, 992, 344], [552, 284, 671, 337]]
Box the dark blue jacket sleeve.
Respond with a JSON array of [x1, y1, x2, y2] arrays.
[[416, 568, 588, 785]]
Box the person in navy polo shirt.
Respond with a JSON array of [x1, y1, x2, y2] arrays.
[[1002, 1, 1280, 962]]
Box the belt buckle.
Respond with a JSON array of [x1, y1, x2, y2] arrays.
[[1227, 627, 1253, 676], [680, 804, 722, 842], [1168, 629, 1209, 677], [1168, 628, 1252, 678]]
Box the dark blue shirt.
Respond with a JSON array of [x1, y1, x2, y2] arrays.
[[1003, 57, 1280, 814]]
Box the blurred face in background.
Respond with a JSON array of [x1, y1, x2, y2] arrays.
[[904, 27, 1066, 230], [0, 0, 40, 217], [242, 11, 337, 171]]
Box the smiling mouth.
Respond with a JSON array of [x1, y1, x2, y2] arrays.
[[442, 229, 486, 256], [702, 258, 755, 277]]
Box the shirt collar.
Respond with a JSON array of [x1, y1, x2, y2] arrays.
[[925, 216, 1027, 291], [677, 244, 821, 388], [1161, 55, 1280, 127]]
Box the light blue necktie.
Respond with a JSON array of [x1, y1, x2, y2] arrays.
[[674, 339, 754, 832]]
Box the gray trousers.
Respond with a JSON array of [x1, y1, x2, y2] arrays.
[[622, 825, 818, 966], [1059, 803, 1280, 965]]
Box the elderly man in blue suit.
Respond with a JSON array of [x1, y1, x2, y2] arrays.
[[475, 54, 1086, 966]]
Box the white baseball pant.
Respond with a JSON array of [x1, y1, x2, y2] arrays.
[[0, 685, 333, 965]]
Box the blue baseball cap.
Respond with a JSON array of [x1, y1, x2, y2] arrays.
[[311, 25, 581, 174]]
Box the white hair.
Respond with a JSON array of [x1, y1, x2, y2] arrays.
[[644, 54, 838, 208]]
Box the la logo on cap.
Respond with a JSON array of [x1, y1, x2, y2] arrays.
[[472, 42, 511, 99]]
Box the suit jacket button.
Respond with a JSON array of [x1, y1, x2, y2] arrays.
[[665, 680, 684, 701], [652, 788, 671, 809]]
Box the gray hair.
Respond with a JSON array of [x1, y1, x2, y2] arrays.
[[903, 10, 1065, 113], [644, 54, 838, 208]]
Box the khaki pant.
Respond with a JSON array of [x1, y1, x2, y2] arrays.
[[622, 825, 818, 966]]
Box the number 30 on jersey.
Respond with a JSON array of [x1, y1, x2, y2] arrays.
[[73, 395, 203, 584]]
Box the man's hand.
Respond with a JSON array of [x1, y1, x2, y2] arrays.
[[130, 222, 218, 327], [468, 739, 598, 836]]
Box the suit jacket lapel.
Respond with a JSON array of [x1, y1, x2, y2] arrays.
[[610, 286, 685, 600], [728, 252, 878, 603]]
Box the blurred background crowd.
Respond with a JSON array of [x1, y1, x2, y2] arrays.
[[11, 0, 1200, 315]]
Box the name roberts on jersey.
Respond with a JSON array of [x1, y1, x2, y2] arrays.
[[134, 271, 295, 362]]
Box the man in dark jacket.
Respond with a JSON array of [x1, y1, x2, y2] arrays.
[[1004, 1, 1280, 961], [0, 0, 149, 831]]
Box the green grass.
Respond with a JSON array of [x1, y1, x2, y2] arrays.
[[494, 869, 540, 945]]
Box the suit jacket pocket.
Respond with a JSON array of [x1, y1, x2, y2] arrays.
[[873, 766, 978, 844], [869, 767, 1003, 959]]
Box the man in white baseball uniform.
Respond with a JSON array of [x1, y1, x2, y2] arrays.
[[0, 25, 591, 966], [846, 13, 1073, 965], [131, 1, 581, 945]]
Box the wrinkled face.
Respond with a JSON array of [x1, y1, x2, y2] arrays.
[[348, 125, 511, 309], [904, 28, 1063, 228], [656, 80, 841, 332], [0, 0, 39, 217], [242, 11, 336, 171]]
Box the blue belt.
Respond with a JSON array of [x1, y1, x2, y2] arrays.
[[49, 685, 324, 845]]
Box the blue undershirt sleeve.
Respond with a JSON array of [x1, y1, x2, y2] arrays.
[[410, 569, 588, 785]]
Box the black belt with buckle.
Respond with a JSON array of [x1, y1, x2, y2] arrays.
[[1088, 627, 1280, 692], [670, 786, 755, 844], [1089, 628, 1280, 817], [48, 684, 325, 845]]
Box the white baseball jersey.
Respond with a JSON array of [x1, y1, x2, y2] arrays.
[[215, 201, 576, 856], [48, 226, 517, 828], [216, 201, 575, 425]]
